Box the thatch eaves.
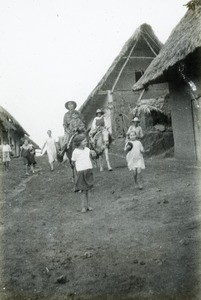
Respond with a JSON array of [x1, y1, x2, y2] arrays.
[[133, 3, 201, 91], [0, 105, 29, 135], [80, 23, 162, 113], [132, 95, 171, 117]]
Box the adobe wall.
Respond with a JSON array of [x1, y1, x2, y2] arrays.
[[169, 81, 196, 161], [112, 91, 140, 137]]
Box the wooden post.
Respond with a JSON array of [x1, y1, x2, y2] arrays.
[[105, 90, 113, 134], [111, 41, 138, 93]]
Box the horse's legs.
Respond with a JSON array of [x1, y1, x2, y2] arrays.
[[104, 147, 112, 171], [99, 155, 104, 172]]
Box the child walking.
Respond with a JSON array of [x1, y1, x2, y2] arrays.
[[71, 134, 94, 213], [124, 132, 145, 190], [2, 140, 12, 171], [20, 138, 36, 175]]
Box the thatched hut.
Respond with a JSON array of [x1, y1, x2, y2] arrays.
[[133, 1, 201, 161], [80, 23, 168, 138], [0, 105, 39, 156]]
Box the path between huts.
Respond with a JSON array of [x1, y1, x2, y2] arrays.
[[0, 154, 201, 300]]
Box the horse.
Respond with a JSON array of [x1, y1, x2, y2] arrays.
[[89, 127, 113, 172], [57, 133, 78, 181]]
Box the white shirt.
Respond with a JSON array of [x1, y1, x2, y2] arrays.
[[71, 147, 93, 171], [127, 125, 143, 138], [91, 116, 107, 131], [2, 144, 11, 152]]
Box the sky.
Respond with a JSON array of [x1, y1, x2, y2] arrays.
[[0, 0, 187, 146]]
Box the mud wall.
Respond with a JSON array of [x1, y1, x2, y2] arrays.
[[169, 81, 196, 160]]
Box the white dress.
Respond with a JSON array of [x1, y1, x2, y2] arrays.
[[45, 137, 57, 163], [125, 140, 145, 170], [2, 145, 11, 162]]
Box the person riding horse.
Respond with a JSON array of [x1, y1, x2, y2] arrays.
[[89, 109, 112, 171], [89, 109, 110, 147], [63, 101, 86, 150]]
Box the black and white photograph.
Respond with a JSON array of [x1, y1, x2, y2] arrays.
[[0, 0, 201, 299]]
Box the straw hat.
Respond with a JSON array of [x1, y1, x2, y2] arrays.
[[65, 101, 77, 110], [96, 109, 104, 115], [132, 117, 140, 122]]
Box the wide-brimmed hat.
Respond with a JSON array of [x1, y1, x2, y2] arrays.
[[65, 101, 77, 110], [96, 109, 104, 115], [132, 117, 140, 122]]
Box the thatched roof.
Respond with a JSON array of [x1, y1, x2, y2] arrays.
[[132, 95, 171, 117], [133, 2, 201, 90], [80, 23, 162, 114], [26, 137, 40, 149], [0, 105, 29, 135]]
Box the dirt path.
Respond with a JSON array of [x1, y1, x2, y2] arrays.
[[0, 155, 201, 299]]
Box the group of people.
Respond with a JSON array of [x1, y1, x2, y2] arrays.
[[60, 102, 145, 213], [1, 100, 145, 213]]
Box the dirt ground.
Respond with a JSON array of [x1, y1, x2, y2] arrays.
[[0, 148, 201, 300]]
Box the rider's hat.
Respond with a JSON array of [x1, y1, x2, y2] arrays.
[[132, 117, 140, 122], [96, 109, 104, 115], [65, 101, 77, 110]]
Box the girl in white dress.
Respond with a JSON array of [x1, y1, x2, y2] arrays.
[[2, 141, 11, 171], [72, 134, 94, 213], [41, 130, 57, 171], [124, 131, 145, 190]]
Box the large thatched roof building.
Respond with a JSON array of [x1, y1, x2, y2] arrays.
[[80, 23, 168, 138], [133, 1, 201, 161], [0, 105, 39, 156]]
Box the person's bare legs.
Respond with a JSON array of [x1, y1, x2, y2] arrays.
[[104, 148, 112, 171], [50, 162, 54, 171], [86, 190, 93, 211], [133, 169, 137, 188], [137, 168, 143, 189], [81, 191, 93, 212], [30, 164, 35, 174], [81, 192, 87, 212], [25, 164, 29, 175]]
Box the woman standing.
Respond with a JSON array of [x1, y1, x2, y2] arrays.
[[41, 130, 58, 171]]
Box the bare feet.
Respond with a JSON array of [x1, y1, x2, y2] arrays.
[[87, 207, 93, 211], [81, 208, 87, 213]]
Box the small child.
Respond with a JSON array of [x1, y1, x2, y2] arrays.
[[124, 132, 145, 190], [20, 139, 36, 175], [71, 134, 94, 213], [2, 140, 11, 171]]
